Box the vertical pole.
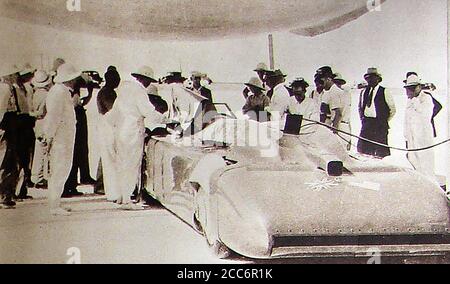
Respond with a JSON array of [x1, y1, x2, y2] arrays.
[[268, 34, 275, 70], [447, 0, 450, 190]]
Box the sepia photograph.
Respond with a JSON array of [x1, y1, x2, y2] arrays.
[[0, 0, 449, 266]]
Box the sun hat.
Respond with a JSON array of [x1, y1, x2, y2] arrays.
[[0, 65, 21, 78], [54, 63, 82, 83], [32, 70, 52, 88], [364, 67, 382, 80], [404, 74, 422, 88], [333, 73, 347, 85], [254, 63, 269, 72], [20, 63, 36, 76], [315, 66, 336, 79], [131, 66, 158, 82], [245, 77, 265, 90], [265, 69, 287, 79], [289, 77, 310, 89]]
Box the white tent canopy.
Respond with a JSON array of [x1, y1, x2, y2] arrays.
[[0, 0, 385, 40]]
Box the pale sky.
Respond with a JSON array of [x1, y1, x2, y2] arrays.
[[0, 0, 447, 89]]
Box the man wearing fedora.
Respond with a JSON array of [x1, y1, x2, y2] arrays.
[[44, 63, 82, 216], [29, 70, 53, 189], [403, 73, 438, 183], [162, 71, 186, 85], [287, 78, 320, 121], [266, 69, 290, 122], [357, 68, 396, 158], [0, 65, 23, 209], [113, 66, 167, 210], [242, 77, 271, 122]]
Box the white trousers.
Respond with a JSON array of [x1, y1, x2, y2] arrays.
[[31, 139, 49, 184], [48, 139, 74, 209]]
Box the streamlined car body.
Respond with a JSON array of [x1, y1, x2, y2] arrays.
[[144, 118, 450, 260]]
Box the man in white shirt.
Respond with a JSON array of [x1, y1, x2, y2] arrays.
[[287, 78, 320, 121], [333, 73, 352, 151], [318, 67, 344, 131], [403, 74, 438, 184], [266, 69, 290, 123], [357, 68, 396, 158], [30, 70, 53, 188]]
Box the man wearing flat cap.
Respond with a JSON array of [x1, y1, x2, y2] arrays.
[[266, 69, 290, 122], [357, 67, 396, 158]]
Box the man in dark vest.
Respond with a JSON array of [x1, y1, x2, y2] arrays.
[[357, 68, 396, 158]]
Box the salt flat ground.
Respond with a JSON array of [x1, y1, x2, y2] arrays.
[[0, 187, 243, 264]]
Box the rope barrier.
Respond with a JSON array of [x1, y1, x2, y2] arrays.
[[301, 118, 450, 152]]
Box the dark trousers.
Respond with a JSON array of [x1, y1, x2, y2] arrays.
[[16, 114, 35, 196], [64, 106, 92, 192], [357, 117, 391, 158], [0, 113, 20, 203]]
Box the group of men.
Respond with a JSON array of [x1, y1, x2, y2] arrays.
[[0, 59, 443, 214], [0, 60, 98, 214], [241, 63, 441, 185]]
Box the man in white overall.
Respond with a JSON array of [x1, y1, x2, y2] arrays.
[[403, 74, 438, 184], [44, 63, 81, 216], [113, 66, 167, 210]]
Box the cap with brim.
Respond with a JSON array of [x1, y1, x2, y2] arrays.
[[289, 77, 309, 89], [364, 67, 383, 81], [333, 73, 346, 85], [403, 72, 418, 84], [266, 69, 287, 79], [20, 64, 36, 76], [54, 63, 82, 83], [191, 71, 204, 78], [245, 77, 265, 90], [131, 66, 158, 82], [315, 66, 336, 79], [32, 70, 52, 88], [254, 63, 269, 72], [404, 74, 421, 88]]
